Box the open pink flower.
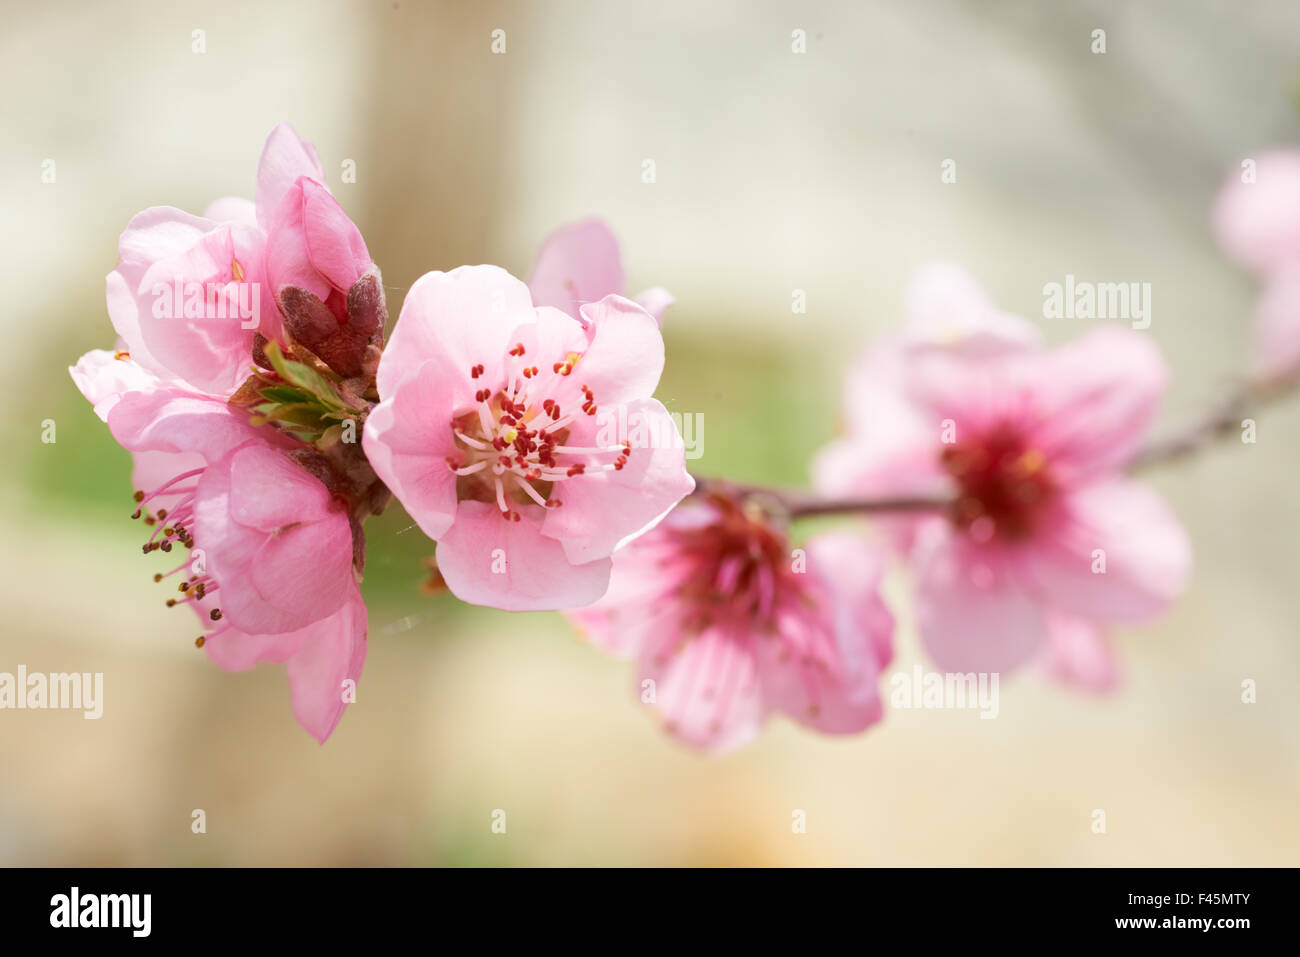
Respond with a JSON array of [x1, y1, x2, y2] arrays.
[[815, 266, 1191, 674], [106, 122, 369, 395], [364, 264, 694, 610], [1213, 151, 1300, 378], [69, 351, 365, 741], [527, 218, 674, 326], [567, 497, 894, 753]]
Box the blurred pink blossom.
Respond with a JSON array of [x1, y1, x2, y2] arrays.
[[815, 266, 1190, 676], [1213, 150, 1300, 378], [568, 497, 894, 753]]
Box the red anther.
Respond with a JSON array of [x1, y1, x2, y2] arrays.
[[530, 366, 539, 376], [586, 404, 597, 415], [498, 456, 513, 467], [560, 366, 572, 376], [492, 437, 507, 450], [546, 500, 562, 508], [509, 343, 526, 356], [470, 364, 483, 379], [542, 398, 555, 412], [566, 464, 586, 477], [522, 367, 533, 379], [550, 405, 561, 419]]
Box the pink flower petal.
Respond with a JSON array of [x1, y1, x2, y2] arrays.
[[203, 196, 258, 228], [1039, 613, 1119, 693], [1018, 478, 1191, 624], [284, 585, 367, 743], [903, 262, 1042, 353], [132, 223, 264, 394], [361, 357, 462, 540], [194, 444, 354, 634], [542, 397, 695, 565], [912, 521, 1047, 673], [264, 176, 370, 305], [572, 295, 665, 407], [201, 583, 367, 743], [377, 265, 535, 398], [107, 389, 274, 462], [1252, 266, 1300, 379], [107, 206, 216, 383], [527, 218, 626, 318], [1212, 149, 1300, 274], [804, 533, 895, 672], [566, 504, 716, 659], [1025, 326, 1169, 482], [633, 287, 675, 326], [436, 500, 612, 611], [69, 349, 165, 422], [255, 122, 326, 229], [639, 625, 764, 754], [755, 535, 891, 735]]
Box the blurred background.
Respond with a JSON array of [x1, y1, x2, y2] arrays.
[[2, 0, 1298, 865]]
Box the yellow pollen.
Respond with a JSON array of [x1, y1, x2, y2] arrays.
[[501, 427, 518, 444], [231, 257, 245, 281], [1016, 449, 1046, 474], [563, 351, 583, 369], [113, 350, 131, 361]]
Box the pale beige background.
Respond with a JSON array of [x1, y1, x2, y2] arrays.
[[0, 0, 1297, 865]]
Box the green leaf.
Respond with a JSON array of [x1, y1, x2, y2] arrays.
[[261, 341, 346, 412], [260, 385, 312, 405]]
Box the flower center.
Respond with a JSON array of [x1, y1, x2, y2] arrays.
[[445, 342, 632, 521], [669, 497, 793, 629], [940, 422, 1055, 542]]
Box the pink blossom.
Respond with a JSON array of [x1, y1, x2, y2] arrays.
[[567, 497, 894, 753], [69, 351, 365, 741], [1213, 150, 1300, 377], [364, 265, 694, 610], [105, 122, 368, 395], [527, 218, 674, 326], [815, 266, 1191, 674]]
